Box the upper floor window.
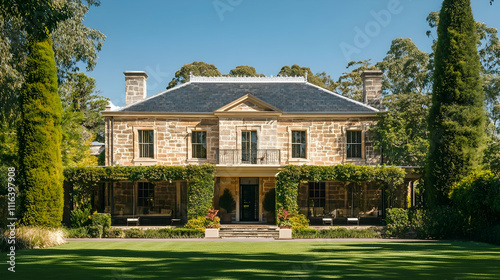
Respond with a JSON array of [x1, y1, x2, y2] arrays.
[[192, 131, 207, 159], [292, 131, 306, 158], [346, 130, 362, 159], [138, 182, 154, 207], [138, 130, 154, 158]]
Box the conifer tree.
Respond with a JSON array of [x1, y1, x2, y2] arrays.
[[18, 34, 64, 227], [426, 0, 486, 206]]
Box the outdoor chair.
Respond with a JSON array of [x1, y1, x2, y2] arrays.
[[322, 210, 336, 225]]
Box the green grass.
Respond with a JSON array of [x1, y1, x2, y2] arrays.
[[2, 240, 499, 279]]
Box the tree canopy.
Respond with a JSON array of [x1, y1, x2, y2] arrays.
[[227, 65, 264, 77], [167, 61, 221, 89]]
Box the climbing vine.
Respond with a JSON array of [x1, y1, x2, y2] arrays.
[[64, 164, 216, 218], [275, 164, 406, 213]]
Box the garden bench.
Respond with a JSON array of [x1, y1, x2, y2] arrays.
[[322, 217, 333, 225], [127, 217, 140, 226], [347, 217, 359, 226]]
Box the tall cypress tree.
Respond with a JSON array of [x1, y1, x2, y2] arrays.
[[426, 0, 486, 206], [18, 34, 64, 227]]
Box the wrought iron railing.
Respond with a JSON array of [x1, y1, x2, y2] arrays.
[[216, 149, 281, 165]]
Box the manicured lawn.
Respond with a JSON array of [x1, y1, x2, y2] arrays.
[[3, 240, 499, 279]]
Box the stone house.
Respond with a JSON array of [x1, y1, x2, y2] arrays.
[[101, 70, 411, 225]]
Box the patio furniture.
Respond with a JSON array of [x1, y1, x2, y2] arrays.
[[322, 210, 336, 225], [171, 218, 181, 226], [347, 217, 359, 226], [127, 217, 140, 226]]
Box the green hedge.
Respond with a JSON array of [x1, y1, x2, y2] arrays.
[[293, 227, 381, 239], [67, 227, 203, 239], [276, 164, 406, 214]]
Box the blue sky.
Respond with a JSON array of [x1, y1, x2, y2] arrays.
[[82, 0, 500, 107]]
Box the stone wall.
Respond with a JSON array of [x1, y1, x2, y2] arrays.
[[105, 116, 380, 166]]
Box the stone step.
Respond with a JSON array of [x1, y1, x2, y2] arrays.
[[219, 226, 279, 239]]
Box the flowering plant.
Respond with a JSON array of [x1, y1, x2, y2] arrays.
[[278, 209, 292, 228], [205, 208, 221, 229]]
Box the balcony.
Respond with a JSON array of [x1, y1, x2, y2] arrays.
[[216, 149, 281, 165]]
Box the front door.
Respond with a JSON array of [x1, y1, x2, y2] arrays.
[[242, 131, 257, 164], [240, 179, 259, 221]]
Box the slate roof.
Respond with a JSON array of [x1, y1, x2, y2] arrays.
[[117, 81, 379, 113]]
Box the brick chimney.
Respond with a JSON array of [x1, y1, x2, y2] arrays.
[[124, 71, 148, 106], [361, 70, 383, 110]]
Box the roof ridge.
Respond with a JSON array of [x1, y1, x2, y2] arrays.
[[189, 75, 306, 83]]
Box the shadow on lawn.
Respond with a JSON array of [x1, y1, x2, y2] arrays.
[[6, 241, 500, 280]]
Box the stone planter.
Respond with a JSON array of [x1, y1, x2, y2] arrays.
[[278, 228, 292, 239], [205, 228, 220, 239]]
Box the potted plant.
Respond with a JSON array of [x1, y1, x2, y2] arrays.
[[277, 209, 292, 239], [218, 189, 236, 223], [204, 208, 221, 238], [263, 189, 276, 224]]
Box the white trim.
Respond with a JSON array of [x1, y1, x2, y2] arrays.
[[189, 75, 306, 83], [304, 81, 381, 112]]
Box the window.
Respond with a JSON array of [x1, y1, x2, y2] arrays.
[[308, 182, 325, 207], [192, 131, 207, 159], [138, 130, 154, 158], [242, 131, 257, 163], [346, 131, 362, 159], [138, 182, 154, 207], [292, 131, 306, 158]]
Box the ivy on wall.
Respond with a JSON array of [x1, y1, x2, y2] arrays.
[[275, 164, 406, 213], [63, 164, 216, 219]]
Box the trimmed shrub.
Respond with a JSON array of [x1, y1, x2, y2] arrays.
[[289, 213, 309, 230], [423, 205, 466, 239], [120, 228, 203, 239], [1, 226, 66, 251], [18, 35, 64, 228], [219, 189, 236, 214], [124, 228, 144, 238], [318, 227, 380, 239], [103, 227, 124, 238], [65, 227, 89, 238], [479, 225, 500, 246], [70, 205, 92, 228], [185, 216, 207, 232], [86, 225, 103, 238], [293, 228, 318, 238], [91, 213, 111, 229], [385, 208, 409, 237]]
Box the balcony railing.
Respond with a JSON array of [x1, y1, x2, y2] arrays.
[[216, 149, 281, 165]]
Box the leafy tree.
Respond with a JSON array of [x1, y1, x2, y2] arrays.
[[277, 64, 336, 91], [373, 38, 431, 166], [59, 72, 107, 166], [227, 65, 264, 77], [167, 61, 221, 89], [0, 0, 105, 167], [18, 35, 64, 227], [335, 60, 376, 101], [426, 0, 486, 207]]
